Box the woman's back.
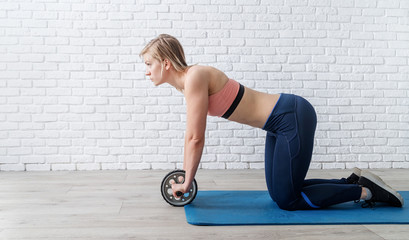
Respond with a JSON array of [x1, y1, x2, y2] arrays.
[[186, 65, 280, 128]]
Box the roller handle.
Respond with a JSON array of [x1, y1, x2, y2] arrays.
[[176, 191, 183, 197]]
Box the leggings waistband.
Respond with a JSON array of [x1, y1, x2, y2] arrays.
[[262, 93, 296, 132]]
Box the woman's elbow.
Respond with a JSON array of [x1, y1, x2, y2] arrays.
[[187, 136, 205, 146]]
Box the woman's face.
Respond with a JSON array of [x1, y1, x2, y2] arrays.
[[143, 54, 164, 86]]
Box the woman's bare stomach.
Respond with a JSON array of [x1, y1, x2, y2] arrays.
[[227, 87, 280, 129]]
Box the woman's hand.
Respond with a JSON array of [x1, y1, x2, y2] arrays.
[[172, 184, 185, 198], [171, 183, 188, 197]]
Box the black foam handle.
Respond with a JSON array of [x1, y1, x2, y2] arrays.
[[176, 191, 183, 197]]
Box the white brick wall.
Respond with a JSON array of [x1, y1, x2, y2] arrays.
[[1, 0, 408, 171]]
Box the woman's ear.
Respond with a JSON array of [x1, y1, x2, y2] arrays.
[[164, 59, 171, 70]]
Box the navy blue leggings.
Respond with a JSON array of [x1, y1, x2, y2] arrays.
[[263, 94, 362, 210]]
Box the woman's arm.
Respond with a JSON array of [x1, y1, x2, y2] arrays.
[[174, 72, 208, 194]]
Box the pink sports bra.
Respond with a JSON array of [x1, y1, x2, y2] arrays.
[[208, 79, 245, 119]]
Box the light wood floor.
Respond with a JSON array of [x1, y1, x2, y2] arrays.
[[1, 169, 408, 240]]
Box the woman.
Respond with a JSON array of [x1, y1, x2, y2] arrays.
[[140, 34, 403, 210]]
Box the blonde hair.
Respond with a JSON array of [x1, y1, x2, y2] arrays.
[[140, 34, 188, 72]]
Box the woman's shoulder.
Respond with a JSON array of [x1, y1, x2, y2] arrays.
[[187, 65, 227, 81], [185, 65, 212, 85], [186, 65, 229, 96], [187, 65, 216, 75], [183, 66, 209, 92]]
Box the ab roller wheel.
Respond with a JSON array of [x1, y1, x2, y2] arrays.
[[161, 170, 198, 207]]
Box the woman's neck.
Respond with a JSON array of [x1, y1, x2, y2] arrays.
[[167, 67, 190, 92]]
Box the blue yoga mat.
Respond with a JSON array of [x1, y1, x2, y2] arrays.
[[184, 191, 409, 226]]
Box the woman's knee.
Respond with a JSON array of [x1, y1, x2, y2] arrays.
[[275, 198, 298, 211], [272, 192, 313, 211], [269, 191, 297, 211]]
